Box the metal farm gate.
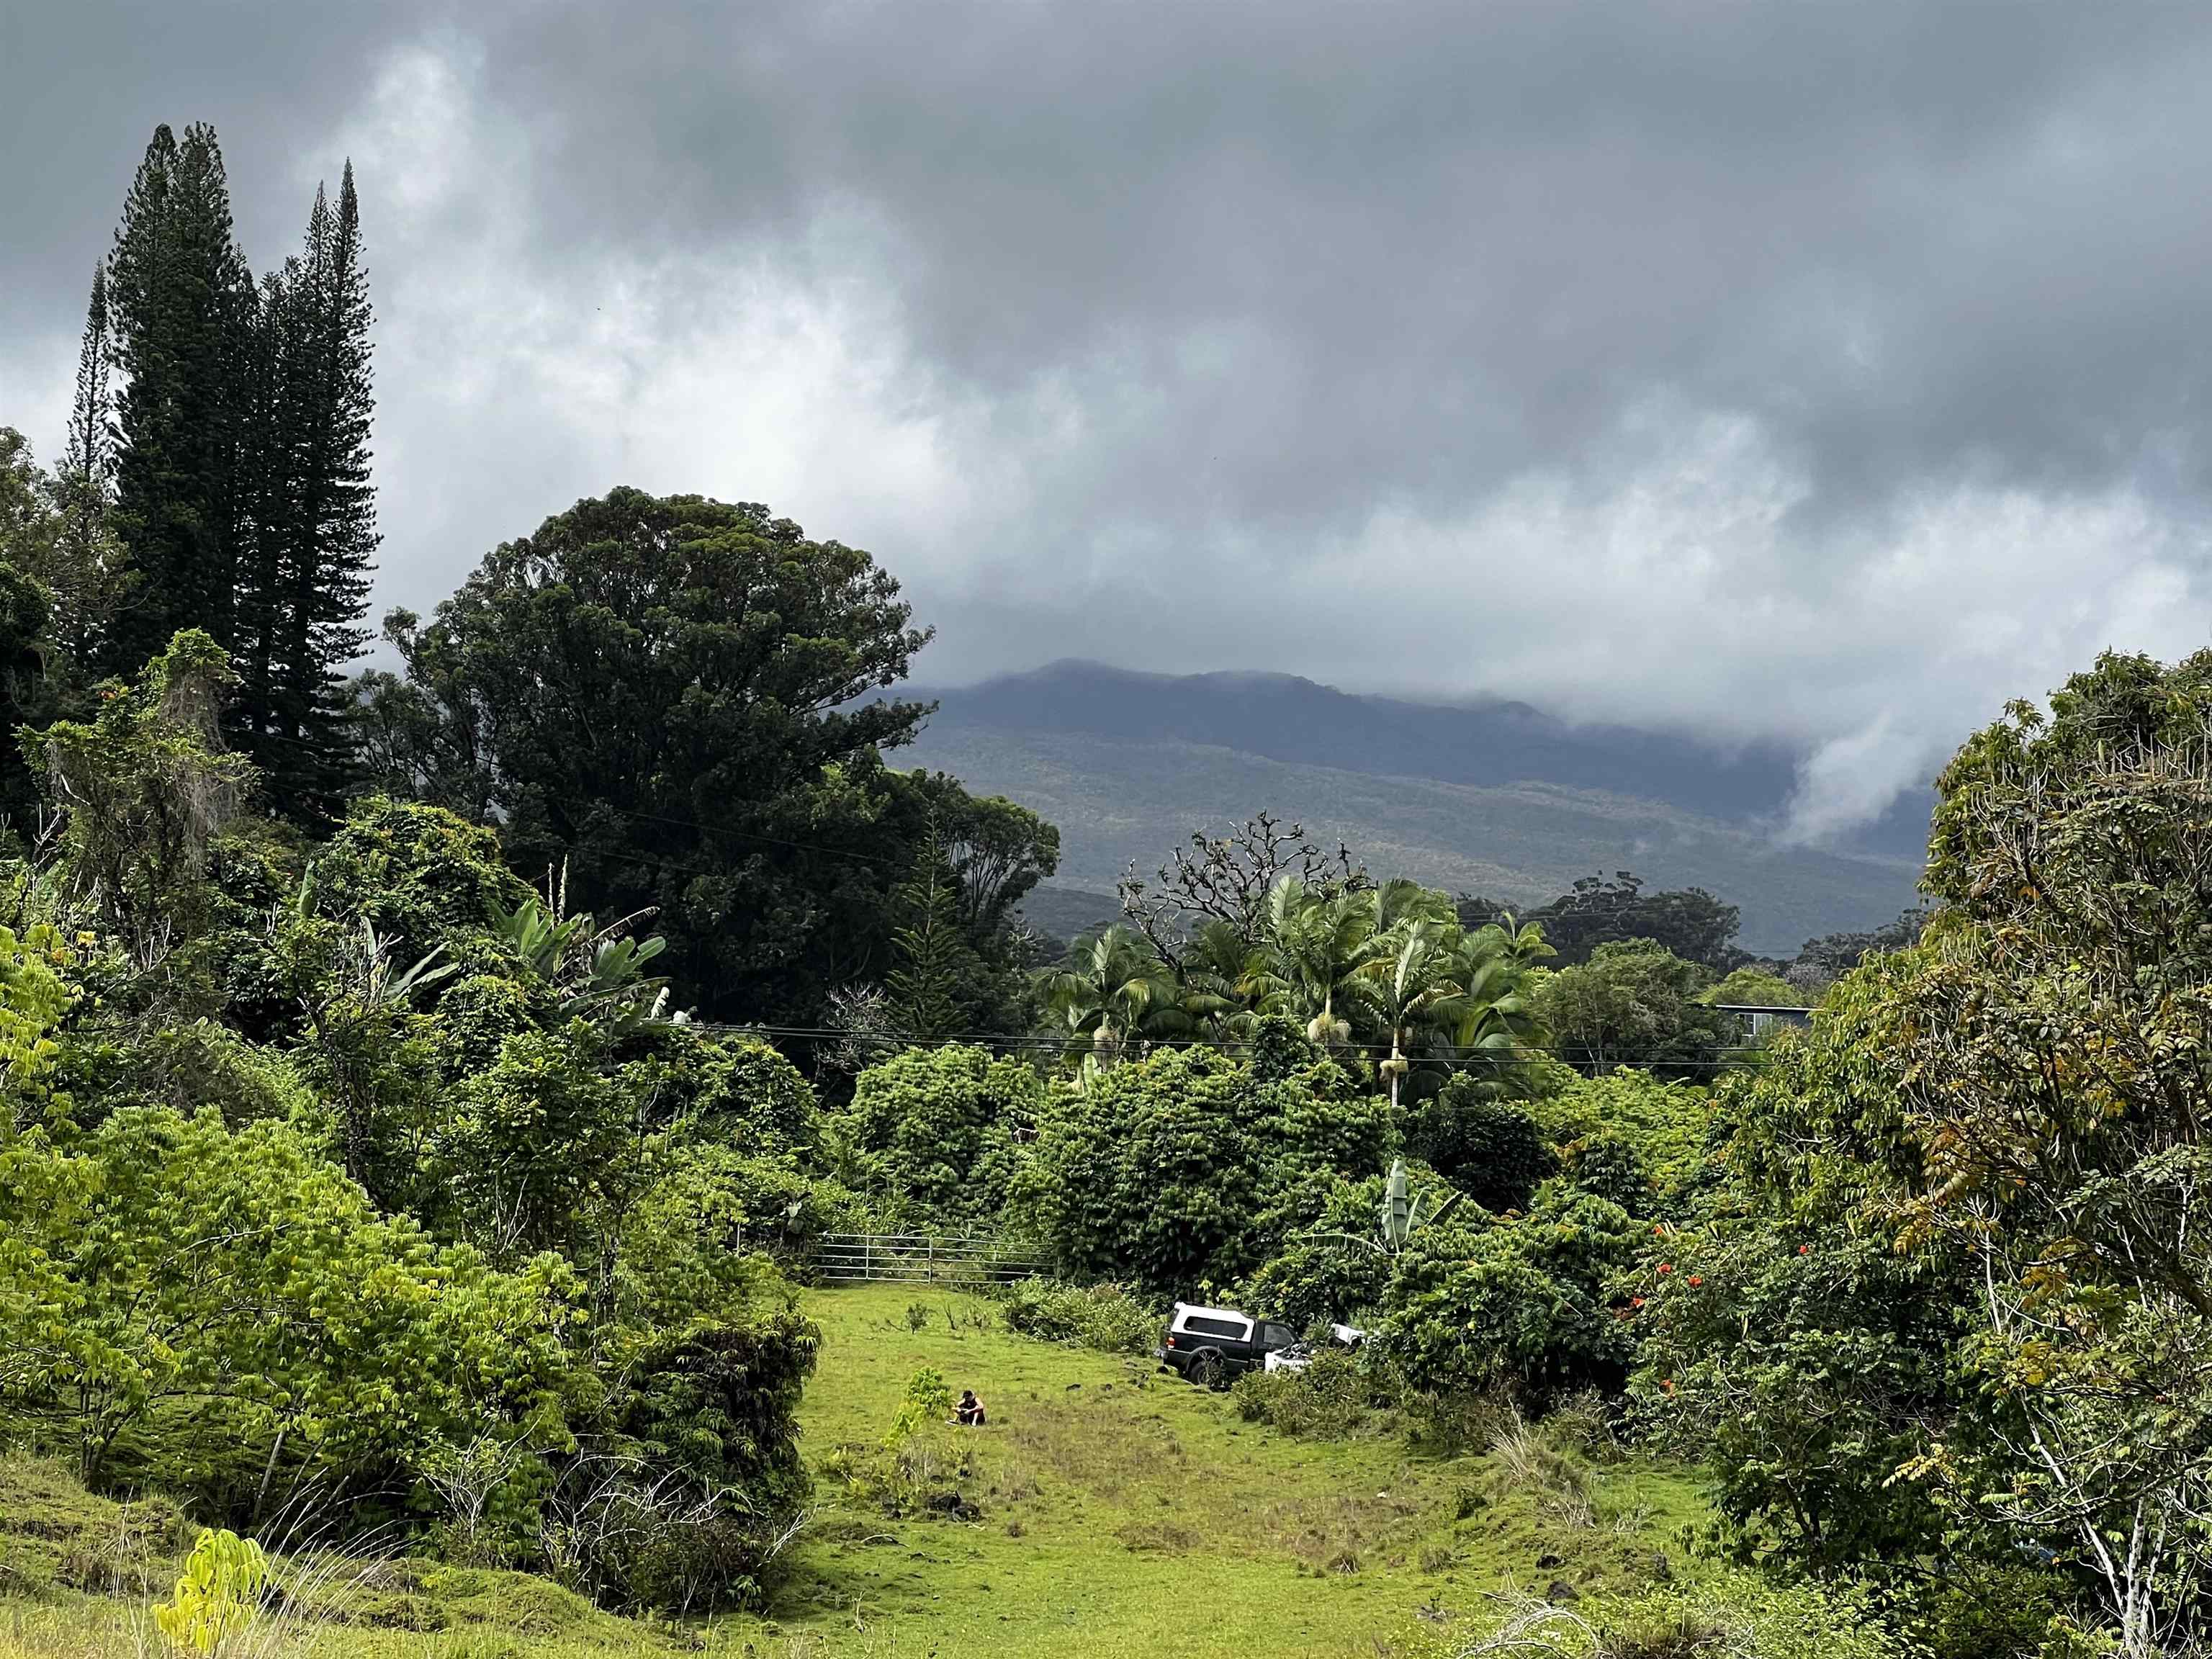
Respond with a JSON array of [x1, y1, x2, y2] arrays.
[[815, 1232, 1046, 1285]]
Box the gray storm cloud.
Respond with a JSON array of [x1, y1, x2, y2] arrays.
[[5, 1, 2212, 837]]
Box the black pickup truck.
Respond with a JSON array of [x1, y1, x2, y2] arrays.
[[1156, 1301, 1299, 1388]]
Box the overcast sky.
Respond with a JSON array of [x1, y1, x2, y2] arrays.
[[6, 1, 2212, 837]]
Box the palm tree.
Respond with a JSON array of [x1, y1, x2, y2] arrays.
[[1354, 914, 1457, 1110], [1431, 917, 1551, 1068], [1046, 925, 1184, 1074], [1366, 877, 1457, 935], [1174, 916, 1258, 1039], [1246, 876, 1377, 1046]]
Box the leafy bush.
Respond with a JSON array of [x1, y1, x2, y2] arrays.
[[1376, 1183, 1639, 1401], [1399, 1385, 1516, 1456], [306, 795, 531, 972], [888, 1367, 954, 1447], [1429, 1570, 1907, 1659], [1240, 1224, 1393, 1331], [1230, 1349, 1375, 1439], [1029, 1044, 1395, 1293], [837, 1044, 1038, 1223], [1404, 1075, 1555, 1211], [616, 1025, 824, 1157], [154, 1528, 270, 1655], [1630, 1213, 1962, 1573], [97, 1017, 320, 1130], [992, 1278, 1159, 1354], [0, 922, 75, 1125], [1534, 1069, 1715, 1220], [0, 648, 855, 1617], [0, 1105, 583, 1512], [1557, 1128, 1652, 1215]]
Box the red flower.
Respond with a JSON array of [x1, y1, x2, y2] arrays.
[[1797, 1244, 1809, 1256], [1631, 1296, 1645, 1308], [1657, 1262, 1673, 1274], [1688, 1275, 1702, 1286]]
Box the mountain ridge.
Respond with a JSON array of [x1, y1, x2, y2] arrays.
[[909, 658, 1930, 859], [893, 662, 1930, 959]]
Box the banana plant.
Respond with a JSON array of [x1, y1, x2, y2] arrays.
[[352, 920, 458, 1010], [1318, 1157, 1466, 1256], [490, 866, 671, 1022], [1379, 1156, 1464, 1249], [572, 932, 669, 1017], [490, 893, 588, 982]]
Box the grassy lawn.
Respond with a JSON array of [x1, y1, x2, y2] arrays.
[[0, 1282, 1704, 1658]]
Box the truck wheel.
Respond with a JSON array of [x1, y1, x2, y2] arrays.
[[1187, 1349, 1228, 1390]]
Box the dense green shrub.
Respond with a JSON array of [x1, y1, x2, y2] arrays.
[[1231, 1349, 1376, 1439], [307, 795, 531, 969], [1238, 1171, 1398, 1328], [1376, 1182, 1639, 1401], [1534, 1069, 1714, 1219], [593, 1304, 819, 1609], [992, 1278, 1158, 1353], [1557, 1128, 1652, 1214], [1424, 1569, 1910, 1659], [431, 972, 552, 1074], [0, 1104, 583, 1512], [0, 747, 834, 1613], [1404, 1075, 1555, 1211], [837, 1043, 1038, 1223], [634, 1028, 824, 1155], [1630, 1210, 1964, 1573], [1029, 1045, 1395, 1294]]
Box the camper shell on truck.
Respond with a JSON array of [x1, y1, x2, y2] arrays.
[[1156, 1301, 1298, 1388]]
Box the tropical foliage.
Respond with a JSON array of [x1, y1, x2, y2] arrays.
[[11, 109, 2212, 1659]]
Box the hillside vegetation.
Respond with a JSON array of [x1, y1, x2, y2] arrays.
[[6, 116, 2212, 1659], [911, 721, 1919, 958], [0, 1284, 1799, 1658]]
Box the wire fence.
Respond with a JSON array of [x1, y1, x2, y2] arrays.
[[815, 1232, 1048, 1285]]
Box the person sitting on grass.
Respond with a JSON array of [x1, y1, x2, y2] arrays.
[[954, 1388, 986, 1427]]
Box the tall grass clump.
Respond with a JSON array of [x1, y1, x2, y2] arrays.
[[1437, 1573, 1908, 1659]]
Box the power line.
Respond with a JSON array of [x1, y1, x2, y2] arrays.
[[678, 1018, 1789, 1072], [511, 806, 1798, 1075], [535, 804, 911, 875]]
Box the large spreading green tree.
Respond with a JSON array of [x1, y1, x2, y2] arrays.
[[360, 487, 1053, 1027], [1465, 871, 1748, 971], [1640, 650, 2212, 1658], [1535, 936, 1738, 1077]]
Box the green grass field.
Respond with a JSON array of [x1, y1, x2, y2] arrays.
[[0, 1282, 1706, 1658]]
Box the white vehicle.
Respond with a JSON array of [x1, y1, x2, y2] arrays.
[[1262, 1323, 1367, 1373]]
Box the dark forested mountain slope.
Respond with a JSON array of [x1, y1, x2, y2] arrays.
[[898, 661, 1930, 959]]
